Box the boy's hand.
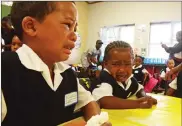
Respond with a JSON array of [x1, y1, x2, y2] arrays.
[[139, 96, 157, 105], [161, 43, 165, 48], [137, 97, 153, 108], [150, 97, 157, 105], [101, 121, 112, 126]]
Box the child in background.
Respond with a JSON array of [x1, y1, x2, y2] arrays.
[[160, 59, 176, 81], [11, 35, 22, 51], [160, 59, 177, 93], [92, 41, 157, 109], [132, 55, 149, 86]]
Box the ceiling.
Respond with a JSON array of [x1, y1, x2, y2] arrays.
[[86, 1, 102, 4], [1, 1, 101, 6]]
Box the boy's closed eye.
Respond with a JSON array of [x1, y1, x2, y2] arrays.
[[111, 61, 132, 66], [63, 23, 72, 29], [62, 22, 77, 32]]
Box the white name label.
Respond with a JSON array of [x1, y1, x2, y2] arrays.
[[134, 70, 139, 73], [65, 92, 78, 107]]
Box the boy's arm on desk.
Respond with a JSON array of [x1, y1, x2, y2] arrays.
[[99, 96, 140, 109], [82, 101, 101, 121]]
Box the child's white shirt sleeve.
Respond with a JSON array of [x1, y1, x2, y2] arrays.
[[1, 92, 7, 122], [74, 79, 95, 111], [169, 77, 177, 90], [142, 68, 148, 74], [92, 83, 113, 101], [160, 71, 166, 78], [136, 83, 144, 92]]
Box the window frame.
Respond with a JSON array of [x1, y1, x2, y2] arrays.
[[100, 24, 135, 57], [148, 21, 181, 58]]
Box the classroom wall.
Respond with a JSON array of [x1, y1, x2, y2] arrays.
[[75, 2, 89, 53], [1, 5, 11, 18], [87, 2, 181, 56]]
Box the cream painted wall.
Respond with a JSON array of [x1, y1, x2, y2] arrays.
[[87, 2, 181, 56], [76, 2, 88, 53]]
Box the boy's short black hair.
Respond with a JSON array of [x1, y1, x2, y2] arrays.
[[10, 2, 57, 40], [103, 41, 134, 61]]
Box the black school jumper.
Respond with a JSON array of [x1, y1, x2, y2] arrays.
[[2, 52, 78, 126], [99, 70, 139, 99], [132, 65, 145, 84]]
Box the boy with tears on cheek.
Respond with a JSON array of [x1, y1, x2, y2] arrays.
[[1, 2, 111, 126], [93, 41, 157, 109]]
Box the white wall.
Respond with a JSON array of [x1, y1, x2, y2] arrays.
[[87, 2, 181, 56]]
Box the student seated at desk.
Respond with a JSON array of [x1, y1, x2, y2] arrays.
[[132, 55, 149, 86], [1, 2, 111, 126], [92, 41, 157, 109]]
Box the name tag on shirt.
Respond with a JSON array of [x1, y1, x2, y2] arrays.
[[65, 92, 78, 107], [134, 70, 139, 73]]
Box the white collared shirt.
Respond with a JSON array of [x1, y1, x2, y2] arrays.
[[160, 67, 171, 78], [2, 44, 94, 121], [169, 77, 177, 90], [92, 68, 143, 101]]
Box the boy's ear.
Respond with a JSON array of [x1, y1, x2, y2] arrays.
[[22, 16, 38, 37]]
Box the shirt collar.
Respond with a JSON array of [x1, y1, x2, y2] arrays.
[[104, 68, 110, 74], [117, 75, 133, 90], [16, 44, 70, 73], [133, 64, 142, 69]]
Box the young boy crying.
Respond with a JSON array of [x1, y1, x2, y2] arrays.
[[93, 41, 157, 109], [1, 2, 111, 126]]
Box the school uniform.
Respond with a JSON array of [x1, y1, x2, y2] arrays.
[[1, 44, 94, 126], [132, 65, 148, 84], [92, 69, 143, 101], [160, 67, 177, 81], [169, 71, 182, 98], [160, 67, 177, 90], [160, 67, 170, 78]]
